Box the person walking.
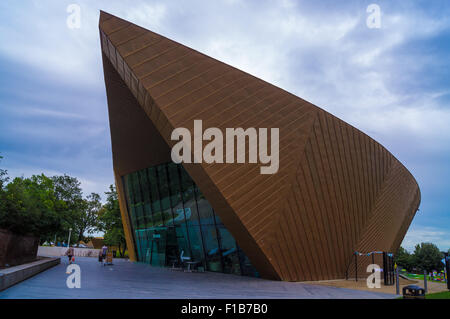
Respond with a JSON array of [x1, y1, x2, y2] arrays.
[[101, 245, 108, 265], [98, 249, 104, 264], [65, 246, 75, 264]]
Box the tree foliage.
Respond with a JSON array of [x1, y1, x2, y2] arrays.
[[395, 243, 445, 272], [395, 246, 414, 271], [0, 155, 8, 188], [0, 174, 63, 238], [0, 156, 101, 243], [98, 185, 127, 257], [50, 174, 84, 243], [412, 242, 444, 272], [76, 192, 102, 243]]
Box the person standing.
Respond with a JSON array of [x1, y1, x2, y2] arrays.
[[98, 249, 104, 264], [101, 245, 108, 263], [65, 246, 75, 264]]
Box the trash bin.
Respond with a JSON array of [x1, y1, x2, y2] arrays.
[[402, 285, 425, 299]]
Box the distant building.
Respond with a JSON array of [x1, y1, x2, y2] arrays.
[[88, 238, 104, 250]]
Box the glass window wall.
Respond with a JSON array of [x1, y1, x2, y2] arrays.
[[123, 162, 258, 277]]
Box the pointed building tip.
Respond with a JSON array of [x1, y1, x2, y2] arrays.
[[99, 10, 116, 24], [99, 10, 111, 16]]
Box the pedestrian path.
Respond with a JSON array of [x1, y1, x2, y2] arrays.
[[0, 257, 396, 299]]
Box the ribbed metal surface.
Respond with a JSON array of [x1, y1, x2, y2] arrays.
[[100, 11, 420, 281]]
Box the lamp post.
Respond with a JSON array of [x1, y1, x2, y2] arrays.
[[67, 228, 72, 247]]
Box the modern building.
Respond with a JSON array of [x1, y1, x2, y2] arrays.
[[100, 11, 420, 281]]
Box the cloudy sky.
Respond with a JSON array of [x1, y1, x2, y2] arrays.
[[0, 0, 449, 252]]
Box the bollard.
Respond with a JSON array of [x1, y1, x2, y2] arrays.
[[424, 270, 428, 293], [396, 268, 400, 295]]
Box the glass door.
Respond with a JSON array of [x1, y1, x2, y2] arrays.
[[149, 227, 167, 267]]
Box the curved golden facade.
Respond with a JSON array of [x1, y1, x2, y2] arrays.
[[100, 11, 420, 281]]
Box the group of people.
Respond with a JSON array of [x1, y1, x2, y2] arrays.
[[64, 245, 110, 265]]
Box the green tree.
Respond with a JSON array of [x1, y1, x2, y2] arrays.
[[98, 185, 127, 257], [51, 175, 83, 204], [0, 174, 62, 240], [395, 246, 413, 271], [0, 155, 8, 188], [412, 242, 444, 272], [0, 157, 101, 245], [0, 155, 9, 225], [51, 175, 104, 245], [51, 175, 86, 244], [75, 192, 102, 244]]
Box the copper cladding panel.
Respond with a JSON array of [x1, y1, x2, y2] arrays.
[[99, 11, 420, 281]]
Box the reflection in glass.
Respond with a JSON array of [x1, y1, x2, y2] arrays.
[[123, 162, 256, 277]]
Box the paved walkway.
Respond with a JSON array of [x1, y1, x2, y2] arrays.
[[0, 257, 396, 299]]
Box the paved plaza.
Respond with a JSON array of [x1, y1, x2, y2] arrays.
[[0, 257, 396, 299]]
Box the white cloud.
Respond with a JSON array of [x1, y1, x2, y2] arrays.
[[11, 107, 87, 120], [0, 1, 168, 88], [402, 226, 450, 252]]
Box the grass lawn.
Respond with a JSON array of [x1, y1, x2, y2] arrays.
[[405, 273, 446, 283], [405, 273, 424, 279], [426, 291, 450, 299], [397, 290, 450, 299]]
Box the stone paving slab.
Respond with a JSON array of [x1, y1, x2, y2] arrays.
[[0, 257, 396, 299]]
